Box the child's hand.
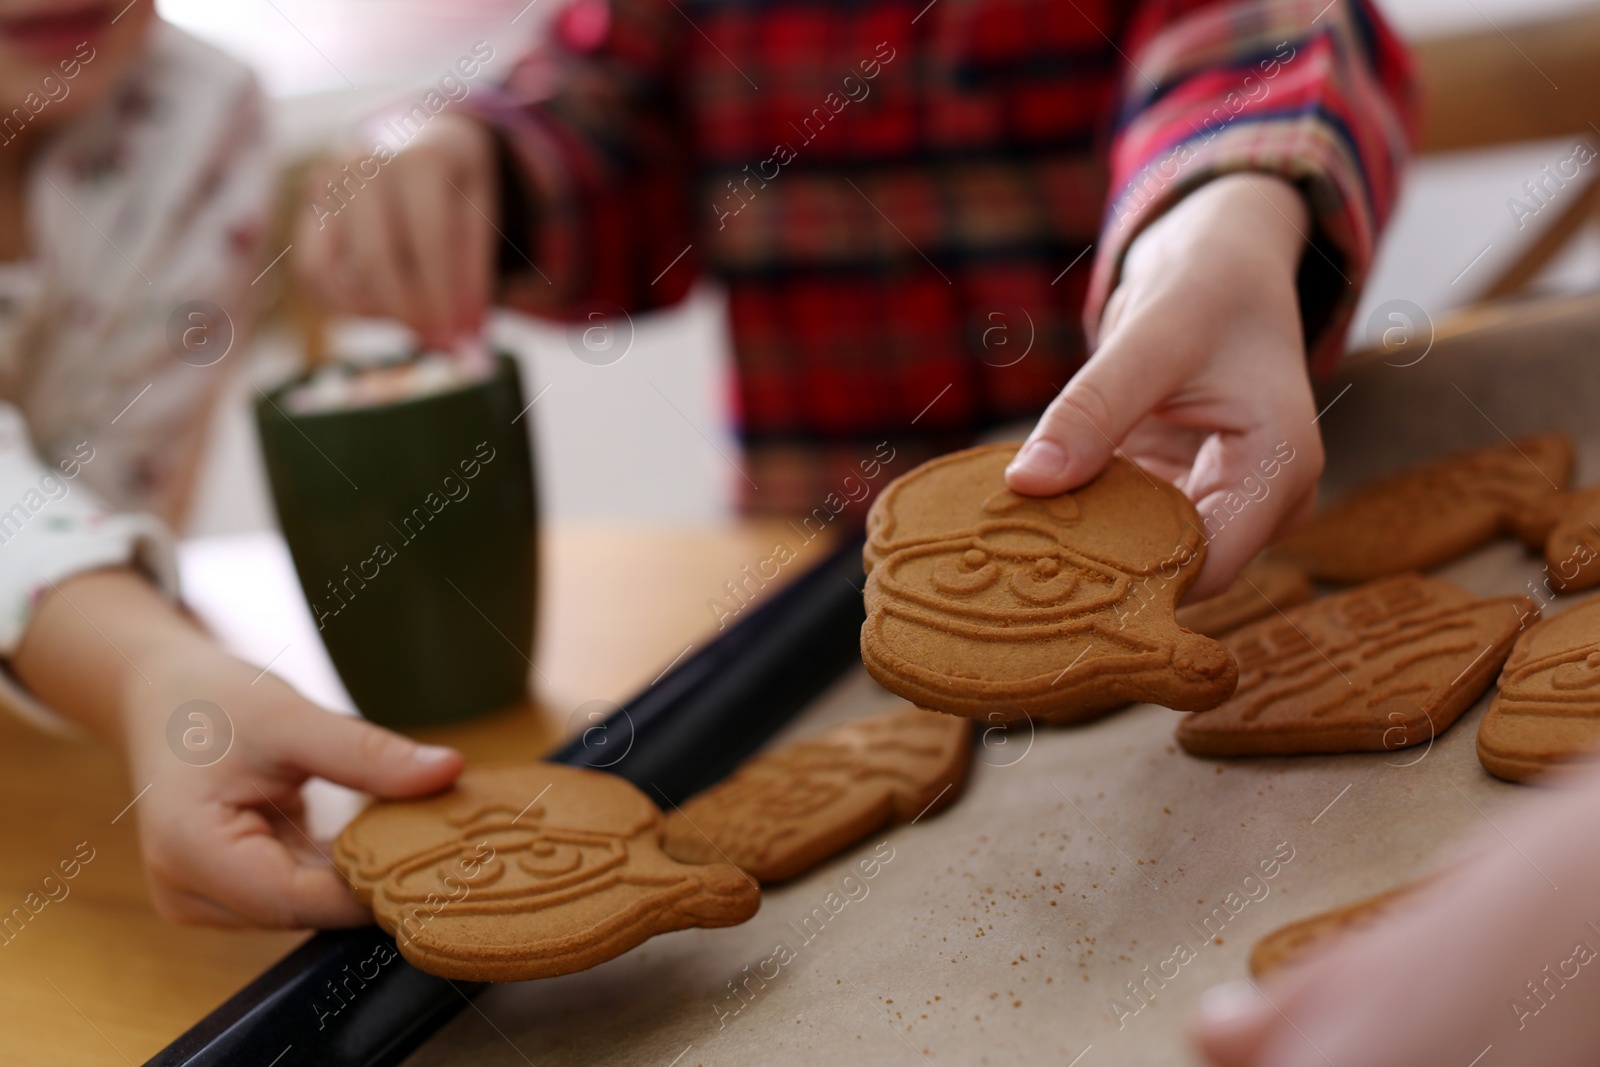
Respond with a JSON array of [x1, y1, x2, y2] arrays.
[[1006, 173, 1325, 600], [122, 643, 462, 927], [1193, 763, 1600, 1067], [295, 112, 498, 350]]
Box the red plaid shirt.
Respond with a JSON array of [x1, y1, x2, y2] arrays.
[[471, 0, 1418, 513]]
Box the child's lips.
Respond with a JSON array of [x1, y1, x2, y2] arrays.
[[0, 3, 114, 59]]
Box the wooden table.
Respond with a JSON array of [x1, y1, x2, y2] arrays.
[[0, 520, 814, 1066]]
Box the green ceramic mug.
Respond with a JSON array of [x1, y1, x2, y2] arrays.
[[255, 355, 538, 728]]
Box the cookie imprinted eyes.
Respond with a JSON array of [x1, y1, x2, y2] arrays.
[[1009, 556, 1080, 604], [932, 548, 1000, 596], [1552, 649, 1600, 690], [457, 853, 506, 888], [518, 839, 586, 877]]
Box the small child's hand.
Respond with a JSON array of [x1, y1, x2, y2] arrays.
[[1006, 173, 1325, 600], [295, 112, 497, 349], [123, 646, 462, 927]]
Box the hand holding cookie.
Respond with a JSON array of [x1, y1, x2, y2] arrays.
[[118, 634, 465, 927], [861, 444, 1237, 722], [1005, 173, 1325, 601], [8, 567, 468, 930]]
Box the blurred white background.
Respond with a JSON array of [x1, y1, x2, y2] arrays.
[[162, 0, 1600, 537]]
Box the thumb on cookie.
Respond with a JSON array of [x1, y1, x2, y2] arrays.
[[1006, 349, 1172, 496]]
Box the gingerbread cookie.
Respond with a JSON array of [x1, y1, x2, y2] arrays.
[[1509, 488, 1577, 549], [661, 707, 971, 882], [861, 444, 1237, 723], [1276, 434, 1574, 583], [1176, 558, 1313, 639], [1250, 879, 1424, 978], [1542, 486, 1600, 593], [332, 764, 759, 981], [1176, 574, 1536, 757], [1479, 595, 1600, 782]]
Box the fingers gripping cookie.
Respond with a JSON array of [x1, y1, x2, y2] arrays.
[[333, 764, 759, 981], [861, 445, 1237, 722]]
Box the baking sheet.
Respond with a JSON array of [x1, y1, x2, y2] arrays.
[[400, 295, 1600, 1067], [393, 637, 1532, 1067]]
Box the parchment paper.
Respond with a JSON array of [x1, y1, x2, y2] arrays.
[[401, 295, 1600, 1067]]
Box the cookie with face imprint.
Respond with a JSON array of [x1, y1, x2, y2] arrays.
[[1250, 879, 1427, 978], [1479, 595, 1600, 782], [661, 706, 971, 882], [1176, 574, 1537, 757], [1275, 434, 1574, 584], [1175, 558, 1314, 639], [332, 764, 759, 981], [861, 445, 1237, 723]]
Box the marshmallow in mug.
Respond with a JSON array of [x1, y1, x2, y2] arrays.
[[283, 352, 495, 414]]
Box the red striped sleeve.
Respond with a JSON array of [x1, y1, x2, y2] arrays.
[[465, 0, 698, 320], [1089, 0, 1421, 374]]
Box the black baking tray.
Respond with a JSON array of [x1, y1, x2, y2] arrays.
[[143, 532, 867, 1067]]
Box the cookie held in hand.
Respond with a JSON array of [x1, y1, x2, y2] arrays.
[[861, 445, 1237, 723], [333, 764, 759, 982], [661, 706, 971, 882], [1176, 558, 1313, 639], [1276, 433, 1574, 583], [1177, 574, 1536, 757], [1479, 595, 1600, 782]]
